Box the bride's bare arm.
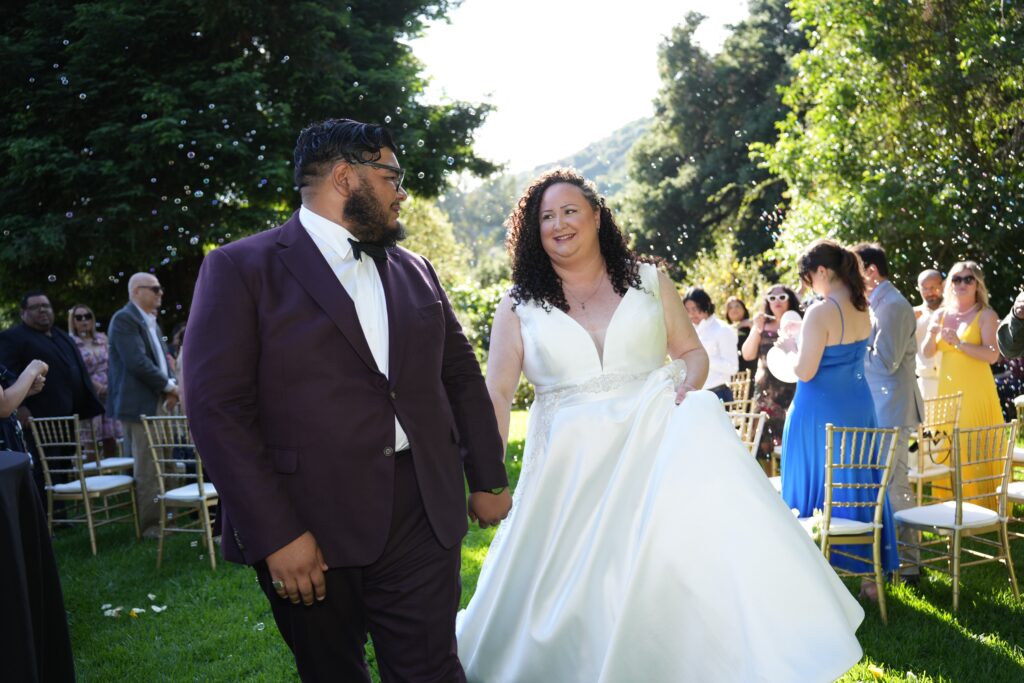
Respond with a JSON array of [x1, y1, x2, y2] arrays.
[[658, 271, 709, 400], [486, 295, 525, 450]]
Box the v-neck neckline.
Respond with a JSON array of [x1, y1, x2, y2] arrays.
[[552, 287, 635, 371]]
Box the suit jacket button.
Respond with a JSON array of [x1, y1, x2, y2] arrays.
[[390, 391, 397, 400], [383, 446, 394, 456], [233, 530, 245, 550]]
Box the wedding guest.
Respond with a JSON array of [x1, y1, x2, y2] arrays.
[[68, 304, 123, 457], [725, 296, 759, 379], [683, 286, 738, 401], [0, 360, 48, 452], [922, 262, 1003, 509], [913, 269, 944, 399], [853, 242, 923, 584], [997, 289, 1024, 358], [780, 239, 897, 600], [741, 285, 801, 460]]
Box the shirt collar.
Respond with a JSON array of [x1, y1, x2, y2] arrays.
[[869, 279, 891, 305], [300, 205, 359, 261], [132, 301, 157, 324]]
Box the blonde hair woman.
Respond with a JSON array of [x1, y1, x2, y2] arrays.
[[68, 303, 123, 456], [921, 261, 1003, 508]]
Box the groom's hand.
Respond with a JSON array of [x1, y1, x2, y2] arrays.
[[266, 531, 329, 606], [468, 490, 512, 528]]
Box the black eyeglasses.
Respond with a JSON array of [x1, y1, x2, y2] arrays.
[[355, 160, 406, 191], [25, 303, 53, 311], [74, 312, 94, 321], [137, 285, 164, 294], [951, 274, 976, 285]]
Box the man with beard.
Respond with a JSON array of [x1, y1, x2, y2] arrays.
[[913, 268, 944, 400], [183, 118, 511, 682]]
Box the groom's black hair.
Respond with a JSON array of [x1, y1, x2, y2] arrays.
[[293, 118, 398, 189], [682, 287, 715, 316]]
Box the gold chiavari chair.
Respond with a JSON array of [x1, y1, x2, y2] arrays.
[[728, 412, 767, 459], [798, 425, 900, 624], [722, 398, 754, 415], [28, 415, 139, 555], [142, 415, 219, 570], [727, 369, 752, 402], [78, 419, 134, 475], [908, 391, 963, 506], [1000, 398, 1024, 541], [895, 421, 1019, 612]]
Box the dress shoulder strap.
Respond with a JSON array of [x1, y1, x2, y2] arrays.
[[827, 297, 845, 343]]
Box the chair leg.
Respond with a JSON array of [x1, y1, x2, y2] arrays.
[[951, 530, 962, 612], [1001, 522, 1020, 598], [83, 495, 98, 556], [875, 533, 888, 625], [201, 503, 216, 571], [156, 499, 167, 569], [47, 492, 54, 537], [130, 489, 140, 539]]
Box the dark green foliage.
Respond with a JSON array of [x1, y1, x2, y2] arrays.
[[0, 0, 494, 324], [623, 0, 806, 274], [760, 0, 1024, 304]]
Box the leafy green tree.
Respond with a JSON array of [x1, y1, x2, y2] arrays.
[[623, 0, 805, 274], [0, 0, 495, 324], [400, 194, 470, 287], [757, 0, 1024, 303]]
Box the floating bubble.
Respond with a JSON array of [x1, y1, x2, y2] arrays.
[[79, 93, 86, 100], [417, 172, 425, 179], [384, 115, 392, 123], [65, 211, 73, 218], [189, 235, 200, 245], [416, 139, 424, 147], [187, 151, 195, 159], [47, 275, 56, 283]]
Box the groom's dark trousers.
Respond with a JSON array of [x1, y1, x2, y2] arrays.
[[183, 211, 507, 682]]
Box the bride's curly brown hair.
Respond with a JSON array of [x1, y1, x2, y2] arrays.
[[506, 168, 654, 311]]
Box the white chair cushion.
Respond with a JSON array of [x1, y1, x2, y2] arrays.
[[908, 463, 951, 480], [82, 457, 134, 471], [164, 482, 218, 501], [1013, 446, 1023, 464], [797, 515, 874, 536], [768, 476, 781, 492], [51, 474, 134, 494], [996, 480, 1024, 502], [894, 501, 1000, 530]]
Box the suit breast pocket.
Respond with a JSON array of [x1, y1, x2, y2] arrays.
[[417, 301, 443, 319]]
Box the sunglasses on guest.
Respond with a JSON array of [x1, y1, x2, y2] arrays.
[[950, 274, 976, 285], [766, 294, 788, 303], [137, 285, 165, 294], [74, 312, 94, 321]]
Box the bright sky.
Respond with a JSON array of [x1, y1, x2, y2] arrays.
[[409, 0, 750, 174]]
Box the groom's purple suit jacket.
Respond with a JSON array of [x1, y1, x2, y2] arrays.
[[182, 211, 507, 567]]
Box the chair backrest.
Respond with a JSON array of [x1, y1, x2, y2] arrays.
[[917, 391, 964, 469], [141, 415, 209, 497], [722, 398, 755, 415], [728, 369, 752, 401], [28, 415, 87, 489], [729, 412, 766, 458], [823, 424, 900, 530], [951, 421, 1018, 519]]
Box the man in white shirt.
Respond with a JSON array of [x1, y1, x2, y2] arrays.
[[913, 269, 944, 399], [683, 287, 739, 401], [107, 272, 179, 536]]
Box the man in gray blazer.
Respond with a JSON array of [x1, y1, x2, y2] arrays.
[[107, 272, 179, 535], [997, 290, 1024, 358], [854, 243, 925, 582]]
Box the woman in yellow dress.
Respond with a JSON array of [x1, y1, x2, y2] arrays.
[[922, 261, 1004, 508]]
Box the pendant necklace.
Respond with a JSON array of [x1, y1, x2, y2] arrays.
[[564, 276, 605, 311]]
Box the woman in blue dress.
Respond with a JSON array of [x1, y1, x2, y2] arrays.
[[779, 239, 899, 602]]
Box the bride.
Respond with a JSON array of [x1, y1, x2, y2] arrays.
[[456, 169, 864, 682]]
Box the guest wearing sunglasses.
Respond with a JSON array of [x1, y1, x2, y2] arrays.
[[922, 262, 1003, 509], [68, 304, 123, 457], [741, 284, 802, 465], [107, 273, 179, 537]]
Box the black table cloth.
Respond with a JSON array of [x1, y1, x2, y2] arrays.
[[0, 451, 75, 682]]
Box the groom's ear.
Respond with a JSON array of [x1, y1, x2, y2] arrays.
[[329, 161, 353, 198]]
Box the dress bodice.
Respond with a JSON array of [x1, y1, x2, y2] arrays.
[[515, 263, 667, 391]]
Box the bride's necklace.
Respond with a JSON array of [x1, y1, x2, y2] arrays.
[[563, 275, 605, 311]]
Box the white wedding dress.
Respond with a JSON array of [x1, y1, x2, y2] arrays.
[[456, 264, 864, 683]]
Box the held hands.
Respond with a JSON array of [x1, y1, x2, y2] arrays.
[[266, 531, 329, 606], [468, 489, 512, 529], [163, 386, 180, 412], [939, 327, 961, 348]]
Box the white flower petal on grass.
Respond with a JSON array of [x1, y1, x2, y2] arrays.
[[101, 603, 112, 610], [147, 593, 156, 601], [151, 605, 167, 613]]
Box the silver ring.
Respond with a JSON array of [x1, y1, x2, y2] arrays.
[[271, 579, 284, 590]]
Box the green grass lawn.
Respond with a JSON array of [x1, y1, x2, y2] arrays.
[[54, 410, 1024, 681]]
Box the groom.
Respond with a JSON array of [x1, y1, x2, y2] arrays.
[[183, 118, 511, 682]]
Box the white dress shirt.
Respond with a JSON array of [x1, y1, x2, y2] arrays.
[[696, 316, 739, 389], [300, 205, 409, 451], [132, 302, 176, 392]]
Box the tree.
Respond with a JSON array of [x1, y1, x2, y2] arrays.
[[0, 0, 495, 324], [622, 0, 806, 276], [757, 0, 1024, 303], [399, 194, 470, 287]]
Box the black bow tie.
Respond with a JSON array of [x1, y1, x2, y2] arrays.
[[348, 238, 387, 262]]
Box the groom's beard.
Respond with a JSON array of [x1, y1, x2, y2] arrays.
[[343, 184, 407, 247]]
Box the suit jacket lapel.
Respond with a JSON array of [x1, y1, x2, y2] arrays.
[[127, 304, 160, 365], [276, 213, 382, 376], [375, 253, 407, 387]]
